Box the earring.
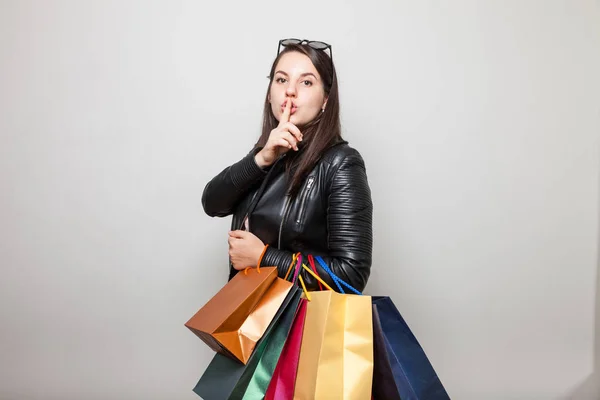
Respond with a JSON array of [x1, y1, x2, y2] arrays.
[[321, 108, 325, 113]]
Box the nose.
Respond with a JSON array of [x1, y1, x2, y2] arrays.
[[285, 83, 297, 97]]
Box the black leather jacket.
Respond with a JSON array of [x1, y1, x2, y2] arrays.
[[201, 141, 373, 292]]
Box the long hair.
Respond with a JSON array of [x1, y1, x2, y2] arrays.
[[255, 44, 342, 198]]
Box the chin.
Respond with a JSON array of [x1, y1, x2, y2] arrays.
[[291, 112, 309, 122]]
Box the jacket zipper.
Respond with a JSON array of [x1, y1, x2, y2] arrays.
[[278, 175, 315, 248], [296, 176, 315, 223], [278, 195, 291, 249]]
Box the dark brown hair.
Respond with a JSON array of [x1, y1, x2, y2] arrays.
[[255, 44, 342, 198]]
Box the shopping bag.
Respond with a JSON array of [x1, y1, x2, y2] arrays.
[[311, 256, 450, 399], [185, 259, 293, 364], [293, 261, 374, 400], [264, 296, 308, 400], [192, 285, 303, 400], [372, 296, 451, 400], [371, 303, 402, 400], [240, 297, 307, 400]]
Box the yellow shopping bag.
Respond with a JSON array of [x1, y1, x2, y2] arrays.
[[292, 264, 374, 400]]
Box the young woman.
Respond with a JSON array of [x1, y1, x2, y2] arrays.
[[201, 39, 373, 292]]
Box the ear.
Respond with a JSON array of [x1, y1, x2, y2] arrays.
[[322, 97, 328, 110]]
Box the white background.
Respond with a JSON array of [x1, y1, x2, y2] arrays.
[[1, 1, 599, 399]]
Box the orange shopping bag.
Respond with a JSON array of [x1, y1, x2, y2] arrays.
[[185, 246, 293, 364]]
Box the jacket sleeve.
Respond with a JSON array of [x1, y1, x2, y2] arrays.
[[202, 148, 268, 217], [260, 151, 373, 293]]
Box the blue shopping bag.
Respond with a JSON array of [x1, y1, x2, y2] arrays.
[[372, 296, 450, 400]]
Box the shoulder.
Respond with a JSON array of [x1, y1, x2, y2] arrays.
[[320, 141, 367, 169], [315, 141, 370, 191], [318, 141, 372, 198]]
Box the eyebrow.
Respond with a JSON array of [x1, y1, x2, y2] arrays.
[[274, 71, 319, 80]]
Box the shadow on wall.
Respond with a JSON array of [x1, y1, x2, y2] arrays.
[[564, 270, 600, 399], [564, 171, 600, 399]]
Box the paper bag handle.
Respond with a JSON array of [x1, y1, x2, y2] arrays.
[[301, 264, 334, 292], [307, 255, 324, 291], [284, 252, 303, 282], [314, 256, 362, 295], [284, 253, 299, 281], [243, 244, 269, 275]]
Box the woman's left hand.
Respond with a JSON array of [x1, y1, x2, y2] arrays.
[[228, 230, 265, 270]]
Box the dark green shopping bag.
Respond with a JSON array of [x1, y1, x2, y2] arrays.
[[193, 285, 302, 400]]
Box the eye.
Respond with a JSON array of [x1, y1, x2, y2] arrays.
[[275, 77, 287, 84], [302, 80, 313, 86]]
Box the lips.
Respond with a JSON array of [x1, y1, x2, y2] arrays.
[[282, 100, 297, 114]]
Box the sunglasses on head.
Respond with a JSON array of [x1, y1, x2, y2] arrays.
[[277, 38, 333, 60]]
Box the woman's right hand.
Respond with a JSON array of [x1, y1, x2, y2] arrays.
[[255, 99, 303, 168]]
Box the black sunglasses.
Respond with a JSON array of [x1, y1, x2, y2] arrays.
[[277, 38, 333, 60]]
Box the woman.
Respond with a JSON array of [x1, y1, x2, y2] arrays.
[[201, 39, 373, 292]]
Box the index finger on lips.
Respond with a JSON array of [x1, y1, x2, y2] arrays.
[[279, 98, 292, 125]]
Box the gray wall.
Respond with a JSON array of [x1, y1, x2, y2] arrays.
[[1, 1, 599, 399]]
